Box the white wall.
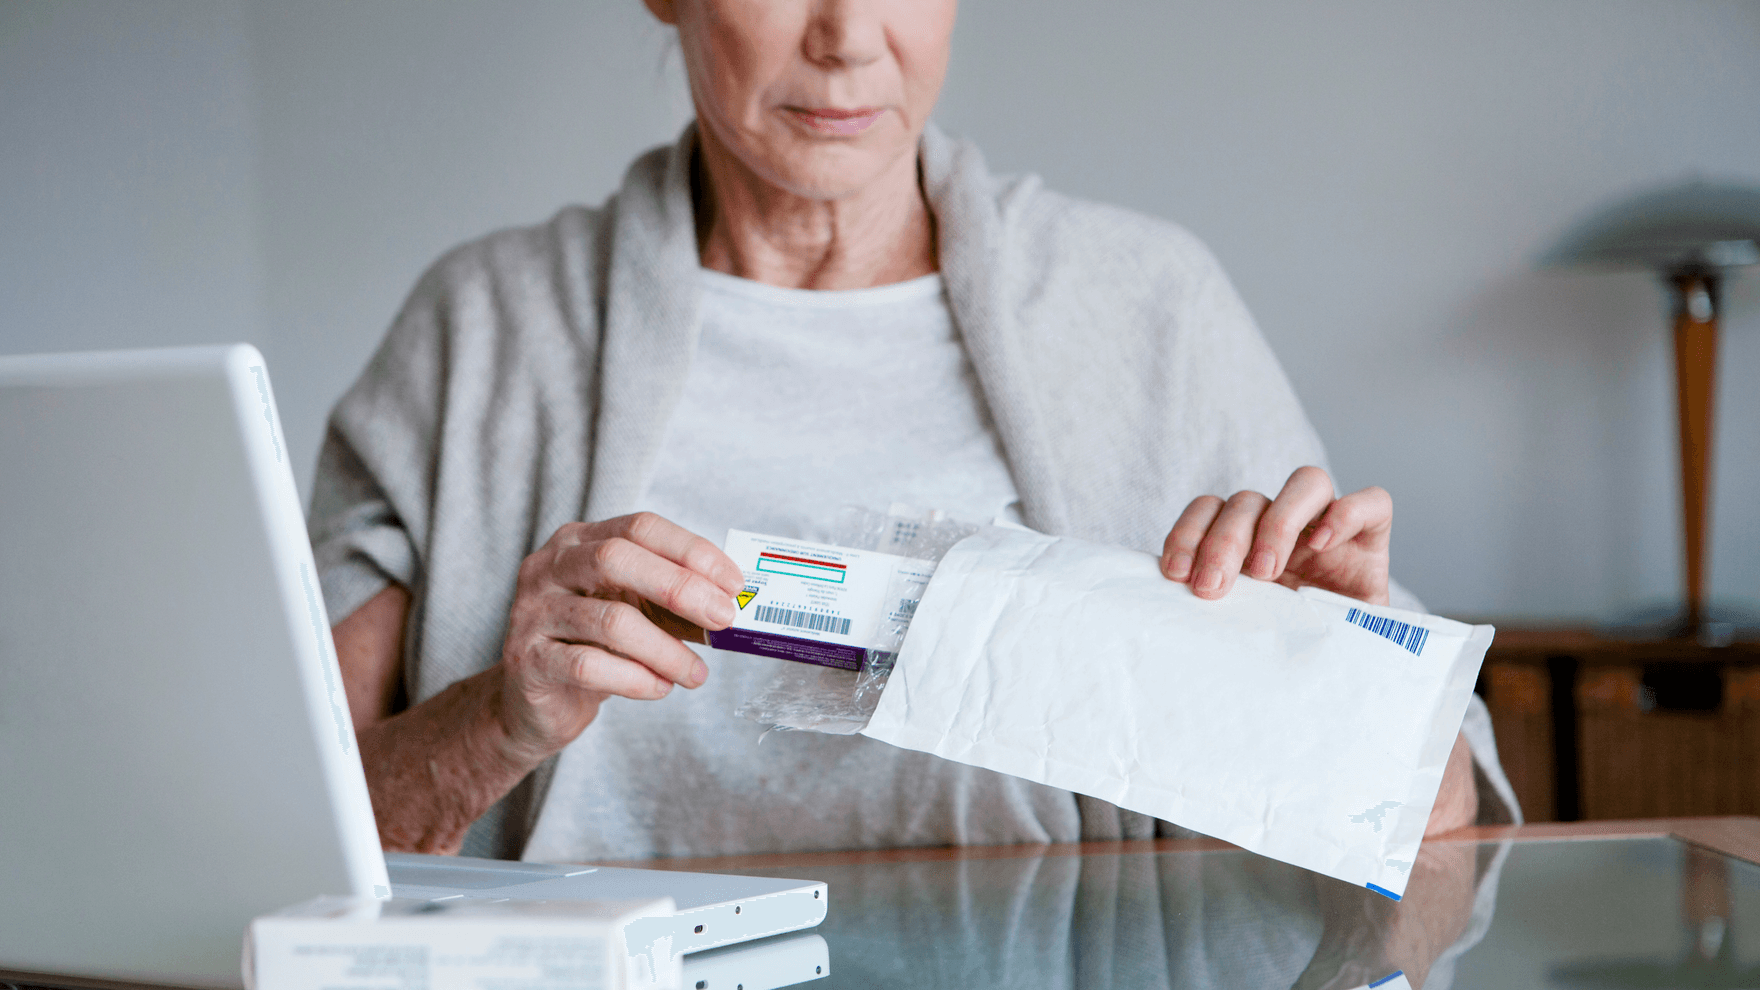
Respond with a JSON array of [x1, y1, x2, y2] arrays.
[[247, 1, 692, 493], [3, 1, 1757, 623], [0, 2, 266, 353], [932, 1, 1760, 620]]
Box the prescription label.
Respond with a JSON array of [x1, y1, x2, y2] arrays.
[[708, 530, 934, 670]]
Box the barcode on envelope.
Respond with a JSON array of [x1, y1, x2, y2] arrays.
[[753, 604, 852, 636], [1345, 608, 1429, 656]]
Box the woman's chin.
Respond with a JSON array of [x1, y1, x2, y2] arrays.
[[753, 139, 918, 201]]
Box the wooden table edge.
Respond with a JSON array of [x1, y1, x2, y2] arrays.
[[0, 971, 172, 990], [593, 816, 1760, 872], [1446, 815, 1760, 865]]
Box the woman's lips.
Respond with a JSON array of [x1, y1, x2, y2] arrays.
[[785, 106, 885, 136]]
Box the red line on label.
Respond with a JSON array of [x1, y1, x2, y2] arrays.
[[759, 551, 847, 570]]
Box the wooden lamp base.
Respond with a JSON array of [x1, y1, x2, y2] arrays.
[[1669, 271, 1720, 637]]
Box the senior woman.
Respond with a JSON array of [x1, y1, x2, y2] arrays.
[[316, 0, 1516, 862]]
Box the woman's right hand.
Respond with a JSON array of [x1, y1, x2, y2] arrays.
[[496, 512, 744, 761]]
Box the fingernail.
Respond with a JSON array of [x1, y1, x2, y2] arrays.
[[1165, 553, 1192, 580], [690, 658, 709, 687], [1196, 566, 1222, 593], [709, 598, 736, 627], [1248, 549, 1275, 578], [1310, 527, 1333, 551]]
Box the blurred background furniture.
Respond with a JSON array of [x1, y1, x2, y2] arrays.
[[1493, 184, 1760, 824], [1480, 628, 1760, 821]]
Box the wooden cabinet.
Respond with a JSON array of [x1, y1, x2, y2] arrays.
[[1477, 629, 1760, 822]]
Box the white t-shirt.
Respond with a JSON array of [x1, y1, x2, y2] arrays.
[[642, 268, 1024, 542], [519, 269, 1081, 861]]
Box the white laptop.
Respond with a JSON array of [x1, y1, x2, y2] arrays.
[[0, 345, 828, 990]]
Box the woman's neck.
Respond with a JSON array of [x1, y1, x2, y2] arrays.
[[692, 125, 938, 291]]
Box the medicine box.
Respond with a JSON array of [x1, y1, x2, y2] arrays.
[[244, 895, 681, 990]]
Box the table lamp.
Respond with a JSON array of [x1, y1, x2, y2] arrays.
[[1544, 181, 1760, 641]]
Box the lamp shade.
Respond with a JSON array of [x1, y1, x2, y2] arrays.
[[1544, 181, 1760, 274]]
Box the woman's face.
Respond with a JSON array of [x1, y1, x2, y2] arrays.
[[646, 0, 957, 200]]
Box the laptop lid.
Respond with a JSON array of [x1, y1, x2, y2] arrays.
[[0, 346, 388, 988], [0, 346, 828, 990]]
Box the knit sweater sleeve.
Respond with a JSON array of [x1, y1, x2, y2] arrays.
[[307, 259, 455, 625]]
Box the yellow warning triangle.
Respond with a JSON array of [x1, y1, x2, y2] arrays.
[[736, 587, 758, 610]]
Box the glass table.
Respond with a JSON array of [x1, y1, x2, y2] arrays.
[[7, 821, 1756, 990], [643, 820, 1760, 989]]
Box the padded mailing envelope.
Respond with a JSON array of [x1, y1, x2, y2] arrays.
[[860, 527, 1494, 900]]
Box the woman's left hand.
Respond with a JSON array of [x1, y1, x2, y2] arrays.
[[1162, 466, 1480, 836], [1161, 465, 1391, 605]]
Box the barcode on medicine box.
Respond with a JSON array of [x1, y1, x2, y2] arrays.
[[1345, 608, 1429, 656], [753, 604, 852, 636]]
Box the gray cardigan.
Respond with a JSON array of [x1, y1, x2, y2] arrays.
[[310, 124, 1513, 857]]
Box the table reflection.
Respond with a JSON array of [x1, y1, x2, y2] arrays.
[[1550, 844, 1760, 988], [783, 838, 1502, 990]]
